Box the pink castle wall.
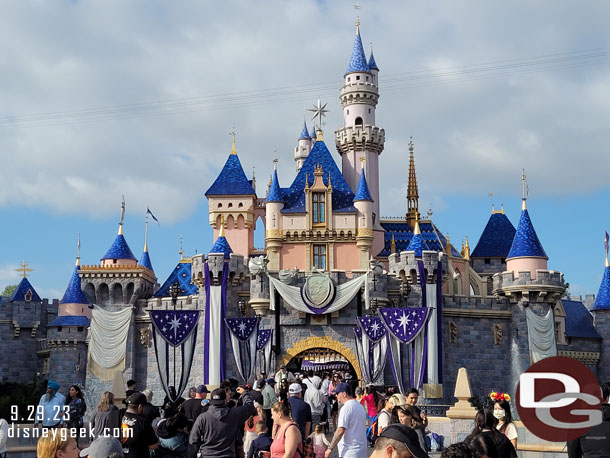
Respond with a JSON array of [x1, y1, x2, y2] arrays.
[[280, 244, 307, 270], [506, 257, 548, 279], [59, 304, 92, 319], [334, 243, 360, 272]]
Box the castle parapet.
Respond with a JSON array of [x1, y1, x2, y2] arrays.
[[389, 250, 448, 284], [335, 125, 385, 155], [493, 269, 565, 304]]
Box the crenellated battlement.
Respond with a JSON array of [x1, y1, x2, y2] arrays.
[[492, 269, 566, 304], [191, 252, 249, 287], [335, 125, 385, 155], [388, 250, 449, 284]]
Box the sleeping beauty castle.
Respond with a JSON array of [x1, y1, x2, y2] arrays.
[[1, 19, 609, 413]]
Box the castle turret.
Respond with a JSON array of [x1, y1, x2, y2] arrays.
[[59, 250, 91, 318], [591, 235, 610, 380], [294, 120, 313, 172], [354, 164, 373, 268], [405, 217, 425, 257], [139, 218, 154, 273], [265, 160, 284, 271], [205, 134, 257, 257]]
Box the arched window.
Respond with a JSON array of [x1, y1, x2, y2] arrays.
[[355, 117, 363, 126]]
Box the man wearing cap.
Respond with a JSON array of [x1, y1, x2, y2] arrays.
[[189, 387, 257, 458], [275, 364, 294, 393], [370, 424, 429, 458], [180, 385, 209, 428], [288, 383, 312, 439], [262, 378, 278, 432], [80, 436, 124, 458], [120, 393, 158, 458], [35, 381, 66, 428], [325, 383, 366, 458]]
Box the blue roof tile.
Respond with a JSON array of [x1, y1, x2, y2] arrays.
[[101, 234, 137, 261], [48, 315, 90, 327], [209, 236, 233, 259], [299, 121, 310, 140], [406, 232, 425, 257], [140, 251, 154, 272], [562, 299, 602, 338], [10, 277, 42, 302], [471, 212, 517, 258], [507, 208, 548, 259], [354, 169, 373, 202], [346, 30, 370, 74], [205, 154, 256, 196], [60, 266, 90, 305], [379, 221, 462, 257], [266, 169, 283, 203], [154, 262, 198, 297], [368, 50, 379, 70], [592, 266, 610, 310], [281, 139, 357, 214]]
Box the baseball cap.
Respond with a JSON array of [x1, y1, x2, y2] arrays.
[[210, 388, 227, 405], [80, 436, 124, 458], [266, 378, 276, 385], [280, 364, 286, 369], [333, 382, 352, 395], [256, 379, 266, 389], [196, 384, 209, 394], [288, 383, 302, 394], [127, 392, 147, 406], [379, 424, 428, 458]]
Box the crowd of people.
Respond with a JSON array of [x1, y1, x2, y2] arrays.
[[0, 373, 606, 458]]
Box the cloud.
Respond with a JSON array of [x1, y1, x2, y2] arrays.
[[0, 264, 22, 287]]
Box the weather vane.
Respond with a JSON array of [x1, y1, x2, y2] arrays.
[[521, 169, 529, 201], [16, 261, 33, 278], [354, 1, 361, 28], [308, 98, 329, 131]]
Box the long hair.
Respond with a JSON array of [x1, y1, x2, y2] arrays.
[[36, 429, 75, 458], [390, 405, 413, 425], [97, 391, 115, 412], [494, 400, 513, 434], [470, 409, 497, 437], [69, 384, 84, 400], [470, 433, 500, 458], [365, 385, 379, 406]]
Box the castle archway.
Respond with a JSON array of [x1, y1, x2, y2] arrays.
[[279, 336, 361, 381]]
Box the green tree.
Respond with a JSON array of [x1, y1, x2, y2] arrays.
[[1, 284, 17, 297]]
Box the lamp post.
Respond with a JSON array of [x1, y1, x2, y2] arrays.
[[238, 298, 247, 316], [169, 281, 181, 310], [400, 280, 411, 299], [370, 297, 379, 315]]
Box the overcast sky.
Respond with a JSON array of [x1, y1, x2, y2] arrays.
[[0, 0, 608, 300]]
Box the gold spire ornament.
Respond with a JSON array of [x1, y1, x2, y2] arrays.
[[16, 261, 33, 278], [76, 233, 81, 266], [219, 215, 226, 238], [144, 215, 149, 253], [118, 196, 126, 235], [391, 234, 396, 254], [413, 212, 421, 235], [230, 128, 237, 155], [354, 0, 361, 33], [179, 234, 184, 260], [464, 235, 470, 261]]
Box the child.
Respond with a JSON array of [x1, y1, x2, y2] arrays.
[[308, 423, 330, 458], [247, 420, 273, 458]]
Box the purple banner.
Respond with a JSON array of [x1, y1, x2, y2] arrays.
[[151, 310, 199, 347], [379, 307, 430, 344], [257, 328, 273, 350], [357, 316, 386, 343], [226, 317, 258, 341]]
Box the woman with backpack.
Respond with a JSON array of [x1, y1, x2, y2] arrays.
[[266, 401, 303, 458]]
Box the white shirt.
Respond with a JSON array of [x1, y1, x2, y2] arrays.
[[304, 387, 325, 415], [498, 422, 518, 441], [321, 379, 331, 397], [337, 399, 367, 458], [377, 409, 391, 430]]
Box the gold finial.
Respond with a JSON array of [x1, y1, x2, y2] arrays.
[[219, 215, 226, 238], [76, 233, 81, 266], [179, 234, 184, 260], [391, 234, 396, 254], [144, 216, 149, 253], [413, 212, 421, 235], [16, 261, 33, 278], [360, 156, 366, 169], [445, 233, 451, 255], [605, 231, 609, 267], [305, 173, 310, 189], [354, 1, 361, 33], [230, 128, 237, 155], [118, 195, 125, 235], [273, 157, 278, 171], [464, 235, 470, 261], [316, 128, 324, 141], [314, 163, 324, 176], [521, 169, 528, 210]]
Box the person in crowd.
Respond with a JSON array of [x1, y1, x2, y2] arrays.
[[324, 382, 367, 458], [155, 413, 189, 458], [278, 379, 290, 403], [0, 415, 8, 458], [308, 423, 330, 458], [247, 421, 272, 458], [362, 385, 379, 423], [37, 431, 79, 458], [567, 381, 610, 458], [391, 405, 415, 428], [163, 387, 185, 418], [187, 387, 196, 399], [274, 365, 295, 392], [441, 443, 474, 458], [320, 373, 331, 427], [123, 380, 137, 406], [405, 389, 427, 452], [262, 378, 277, 432], [250, 379, 265, 406], [90, 391, 121, 439], [304, 378, 325, 427], [36, 380, 66, 428], [243, 402, 264, 456], [355, 387, 364, 405], [79, 436, 125, 458], [120, 392, 159, 458], [65, 385, 87, 430], [464, 410, 515, 458], [179, 385, 209, 428], [287, 383, 312, 439], [268, 401, 303, 458], [141, 389, 160, 426], [189, 387, 257, 458], [470, 433, 500, 458], [492, 400, 517, 450], [370, 424, 429, 458], [378, 393, 404, 432]]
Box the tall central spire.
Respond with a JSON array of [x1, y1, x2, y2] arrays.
[[406, 138, 419, 229]]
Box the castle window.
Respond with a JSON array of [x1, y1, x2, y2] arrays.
[[25, 290, 32, 302], [57, 326, 62, 332], [366, 76, 369, 81], [348, 77, 351, 82], [501, 258, 506, 264], [238, 202, 243, 208], [313, 244, 327, 270], [347, 110, 349, 115], [218, 203, 222, 208], [77, 326, 83, 332], [484, 258, 490, 265], [113, 259, 117, 264], [368, 108, 371, 113], [355, 117, 363, 126], [356, 75, 360, 80], [228, 203, 233, 208], [313, 193, 325, 224]]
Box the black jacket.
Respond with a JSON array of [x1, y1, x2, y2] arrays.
[[189, 400, 256, 458], [568, 403, 610, 458]]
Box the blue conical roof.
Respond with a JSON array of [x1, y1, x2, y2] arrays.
[[154, 261, 198, 297], [354, 169, 373, 202], [368, 50, 379, 71], [266, 169, 283, 203], [205, 154, 256, 196], [506, 208, 548, 259], [101, 234, 137, 261], [10, 277, 41, 302], [60, 266, 90, 305], [140, 251, 154, 271], [471, 212, 516, 258], [406, 230, 425, 257], [592, 266, 610, 310], [346, 30, 370, 74], [299, 121, 310, 140], [209, 235, 233, 259]]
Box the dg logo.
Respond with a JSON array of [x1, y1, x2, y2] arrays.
[[516, 356, 602, 442]]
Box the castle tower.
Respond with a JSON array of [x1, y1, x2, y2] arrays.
[[406, 139, 419, 229], [265, 160, 284, 271], [59, 246, 92, 319], [294, 120, 313, 172], [205, 134, 257, 257], [591, 235, 610, 381], [139, 218, 154, 273], [354, 162, 374, 269], [335, 21, 385, 236]]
